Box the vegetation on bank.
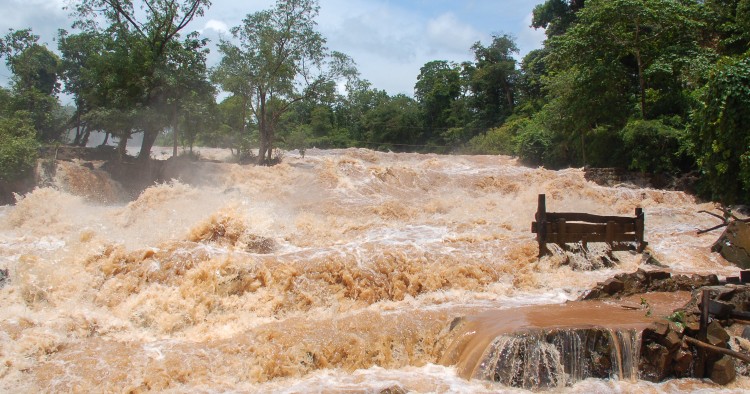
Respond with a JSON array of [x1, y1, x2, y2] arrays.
[[0, 0, 748, 204]]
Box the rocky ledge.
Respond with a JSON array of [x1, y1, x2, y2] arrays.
[[584, 269, 750, 385]]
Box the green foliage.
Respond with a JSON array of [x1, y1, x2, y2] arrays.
[[0, 110, 38, 181], [361, 94, 423, 151], [414, 60, 461, 144], [621, 119, 691, 174], [214, 0, 356, 165], [465, 35, 520, 131], [667, 310, 686, 332], [515, 120, 562, 168], [464, 117, 529, 155], [692, 54, 750, 204]]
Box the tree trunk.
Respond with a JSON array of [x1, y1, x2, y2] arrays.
[[172, 104, 179, 158], [258, 94, 269, 165], [138, 129, 159, 161], [635, 17, 647, 119], [80, 125, 91, 147], [116, 132, 128, 158]]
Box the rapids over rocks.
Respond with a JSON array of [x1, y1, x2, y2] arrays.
[[0, 147, 747, 392]]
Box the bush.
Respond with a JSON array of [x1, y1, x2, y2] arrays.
[[464, 117, 528, 155], [515, 120, 556, 167], [0, 113, 38, 181], [620, 119, 690, 174]]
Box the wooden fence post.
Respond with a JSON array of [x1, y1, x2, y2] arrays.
[[635, 207, 645, 252], [536, 194, 548, 257]]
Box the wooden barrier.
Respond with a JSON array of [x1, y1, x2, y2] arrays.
[[531, 194, 646, 257]]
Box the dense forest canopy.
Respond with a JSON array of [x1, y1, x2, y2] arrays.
[[0, 0, 748, 203]]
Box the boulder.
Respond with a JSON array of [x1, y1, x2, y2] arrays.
[[710, 356, 737, 385], [712, 221, 750, 269]]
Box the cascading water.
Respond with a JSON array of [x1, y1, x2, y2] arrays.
[[469, 327, 643, 389], [0, 147, 747, 392]]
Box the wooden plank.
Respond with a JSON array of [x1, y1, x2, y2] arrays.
[[532, 222, 637, 235], [606, 221, 615, 244], [558, 218, 566, 248], [546, 233, 639, 244], [546, 212, 637, 224]]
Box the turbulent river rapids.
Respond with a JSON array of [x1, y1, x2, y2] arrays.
[[0, 148, 747, 393]]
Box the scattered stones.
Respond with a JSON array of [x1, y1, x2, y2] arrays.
[[581, 269, 719, 300]]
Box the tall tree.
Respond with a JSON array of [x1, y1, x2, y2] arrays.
[[414, 60, 461, 145], [464, 35, 520, 132], [0, 29, 63, 142], [550, 0, 701, 119], [213, 0, 356, 165], [532, 0, 585, 37], [72, 0, 211, 160]]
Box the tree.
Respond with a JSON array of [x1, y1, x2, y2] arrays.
[[58, 30, 107, 146], [692, 54, 750, 204], [550, 0, 701, 119], [464, 35, 520, 132], [1, 29, 63, 142], [213, 0, 356, 165], [361, 94, 423, 150], [532, 0, 585, 37], [0, 88, 38, 182], [414, 60, 461, 145], [72, 0, 211, 160]]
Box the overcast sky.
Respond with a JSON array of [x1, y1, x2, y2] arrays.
[[0, 0, 546, 103]]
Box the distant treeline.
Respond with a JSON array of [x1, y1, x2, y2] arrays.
[[0, 0, 748, 204]]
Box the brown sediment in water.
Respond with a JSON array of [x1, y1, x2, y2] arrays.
[[32, 309, 455, 392], [0, 148, 744, 392]]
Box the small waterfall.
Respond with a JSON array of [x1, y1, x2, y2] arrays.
[[609, 328, 641, 381], [471, 328, 643, 389]]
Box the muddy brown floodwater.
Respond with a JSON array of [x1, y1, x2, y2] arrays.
[[0, 148, 747, 392]]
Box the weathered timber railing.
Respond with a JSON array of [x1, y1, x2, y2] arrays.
[[531, 194, 646, 257]]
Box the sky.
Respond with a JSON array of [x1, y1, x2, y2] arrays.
[[0, 0, 546, 102]]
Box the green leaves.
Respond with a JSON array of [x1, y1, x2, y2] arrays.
[[0, 106, 38, 182], [692, 54, 750, 203]]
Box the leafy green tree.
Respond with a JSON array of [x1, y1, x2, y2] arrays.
[[550, 0, 701, 119], [692, 54, 750, 204], [701, 0, 750, 56], [58, 30, 106, 146], [0, 87, 38, 181], [621, 119, 690, 174], [532, 0, 585, 37], [1, 29, 63, 142], [360, 94, 423, 151], [214, 0, 357, 165], [464, 35, 520, 132], [72, 0, 211, 160], [414, 60, 461, 145]]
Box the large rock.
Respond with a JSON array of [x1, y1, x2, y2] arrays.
[[710, 356, 737, 385], [712, 221, 750, 269]]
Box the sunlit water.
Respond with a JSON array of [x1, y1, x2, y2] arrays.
[[0, 148, 746, 392]]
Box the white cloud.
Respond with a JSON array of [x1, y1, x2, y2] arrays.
[[516, 12, 546, 58], [426, 13, 486, 55], [201, 19, 230, 35]]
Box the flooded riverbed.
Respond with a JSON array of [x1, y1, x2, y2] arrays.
[[0, 148, 745, 392]]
